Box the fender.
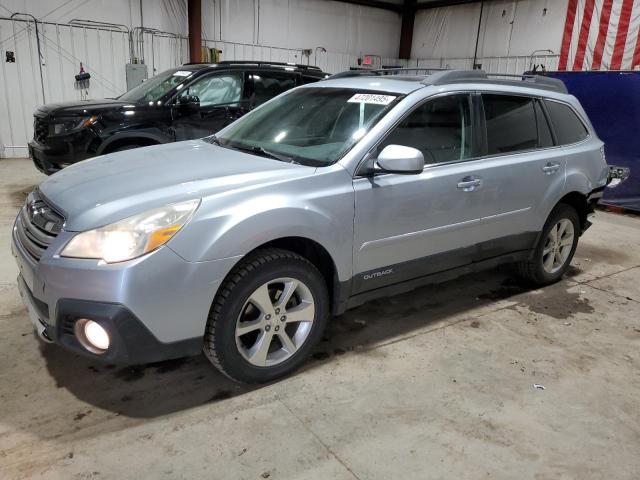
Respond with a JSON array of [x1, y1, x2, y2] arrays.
[[96, 130, 171, 155], [166, 166, 356, 285], [170, 202, 353, 283]]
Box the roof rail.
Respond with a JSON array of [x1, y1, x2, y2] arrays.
[[214, 60, 322, 71], [328, 68, 568, 93], [422, 70, 568, 93], [329, 67, 446, 79]]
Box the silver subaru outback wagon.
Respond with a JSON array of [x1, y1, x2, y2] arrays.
[[12, 69, 618, 383]]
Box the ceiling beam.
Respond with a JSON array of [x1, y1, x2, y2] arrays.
[[330, 0, 402, 13], [416, 0, 482, 9]]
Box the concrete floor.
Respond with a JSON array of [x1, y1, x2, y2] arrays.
[[1, 158, 639, 480]]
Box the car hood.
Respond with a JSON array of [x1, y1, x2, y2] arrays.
[[34, 98, 130, 117], [39, 140, 313, 231]]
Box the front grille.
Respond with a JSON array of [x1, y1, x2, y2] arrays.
[[33, 116, 48, 144], [15, 190, 64, 262]]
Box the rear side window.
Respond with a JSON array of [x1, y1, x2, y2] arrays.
[[249, 72, 296, 106], [544, 100, 589, 145], [535, 100, 554, 148], [482, 95, 537, 154]]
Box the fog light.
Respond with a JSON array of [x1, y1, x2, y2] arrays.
[[74, 319, 110, 354]]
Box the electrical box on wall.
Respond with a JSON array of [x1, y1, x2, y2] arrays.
[[125, 63, 148, 90]]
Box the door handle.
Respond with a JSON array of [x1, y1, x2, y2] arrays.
[[542, 162, 561, 175], [457, 177, 482, 192]]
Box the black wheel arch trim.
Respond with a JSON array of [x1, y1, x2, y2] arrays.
[[97, 131, 170, 155]]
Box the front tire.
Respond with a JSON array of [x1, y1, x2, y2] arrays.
[[516, 203, 580, 286], [204, 248, 329, 383]]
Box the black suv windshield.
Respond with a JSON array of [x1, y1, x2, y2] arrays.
[[214, 87, 400, 166], [118, 68, 196, 103]]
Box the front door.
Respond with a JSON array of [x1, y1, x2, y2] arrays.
[[172, 71, 248, 140], [352, 93, 486, 294]]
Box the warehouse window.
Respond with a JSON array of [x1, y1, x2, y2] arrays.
[[482, 95, 538, 154], [544, 100, 589, 145], [379, 94, 472, 164]]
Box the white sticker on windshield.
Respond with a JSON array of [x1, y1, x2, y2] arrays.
[[348, 93, 396, 105], [173, 70, 192, 77]]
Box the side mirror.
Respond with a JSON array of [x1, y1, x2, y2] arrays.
[[375, 145, 424, 174], [177, 94, 200, 113]]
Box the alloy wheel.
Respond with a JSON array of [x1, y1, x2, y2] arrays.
[[235, 277, 315, 367], [542, 218, 575, 274]]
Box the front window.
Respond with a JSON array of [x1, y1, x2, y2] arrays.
[[176, 72, 243, 107], [118, 68, 195, 103], [215, 87, 400, 166], [379, 94, 472, 164]]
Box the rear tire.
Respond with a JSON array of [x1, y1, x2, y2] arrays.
[[204, 248, 329, 384], [516, 204, 580, 286]]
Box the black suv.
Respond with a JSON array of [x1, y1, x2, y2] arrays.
[[29, 61, 327, 174]]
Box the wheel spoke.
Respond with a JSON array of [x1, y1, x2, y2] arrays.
[[554, 250, 563, 268], [275, 279, 299, 309], [550, 224, 559, 243], [249, 283, 275, 316], [543, 245, 554, 256], [543, 251, 555, 271], [236, 319, 263, 337], [557, 220, 567, 238], [278, 331, 297, 354], [247, 331, 273, 366], [559, 236, 573, 247], [285, 301, 314, 323]]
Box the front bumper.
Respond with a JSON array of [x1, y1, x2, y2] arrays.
[[29, 134, 96, 175], [12, 220, 241, 364]]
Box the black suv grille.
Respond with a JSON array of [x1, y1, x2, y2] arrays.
[[33, 116, 48, 144], [15, 190, 64, 262]]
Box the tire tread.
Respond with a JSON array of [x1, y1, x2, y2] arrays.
[[203, 248, 319, 382]]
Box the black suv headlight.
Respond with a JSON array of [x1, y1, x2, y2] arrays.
[[49, 116, 98, 135]]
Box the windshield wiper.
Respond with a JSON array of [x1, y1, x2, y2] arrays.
[[203, 135, 222, 146], [231, 144, 300, 164]]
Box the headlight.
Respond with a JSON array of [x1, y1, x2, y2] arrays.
[[61, 200, 200, 263], [50, 115, 98, 135]]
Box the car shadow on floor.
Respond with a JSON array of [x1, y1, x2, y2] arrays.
[[39, 265, 587, 419]]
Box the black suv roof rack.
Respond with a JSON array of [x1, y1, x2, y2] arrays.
[[209, 60, 323, 71], [329, 68, 568, 93]]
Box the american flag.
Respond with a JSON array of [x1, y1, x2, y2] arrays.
[[559, 0, 640, 71]]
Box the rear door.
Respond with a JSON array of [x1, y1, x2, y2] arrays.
[[473, 93, 566, 258], [352, 93, 487, 294], [246, 71, 298, 109]]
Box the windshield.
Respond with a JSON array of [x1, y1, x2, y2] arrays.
[[118, 68, 195, 103], [214, 87, 400, 166]]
